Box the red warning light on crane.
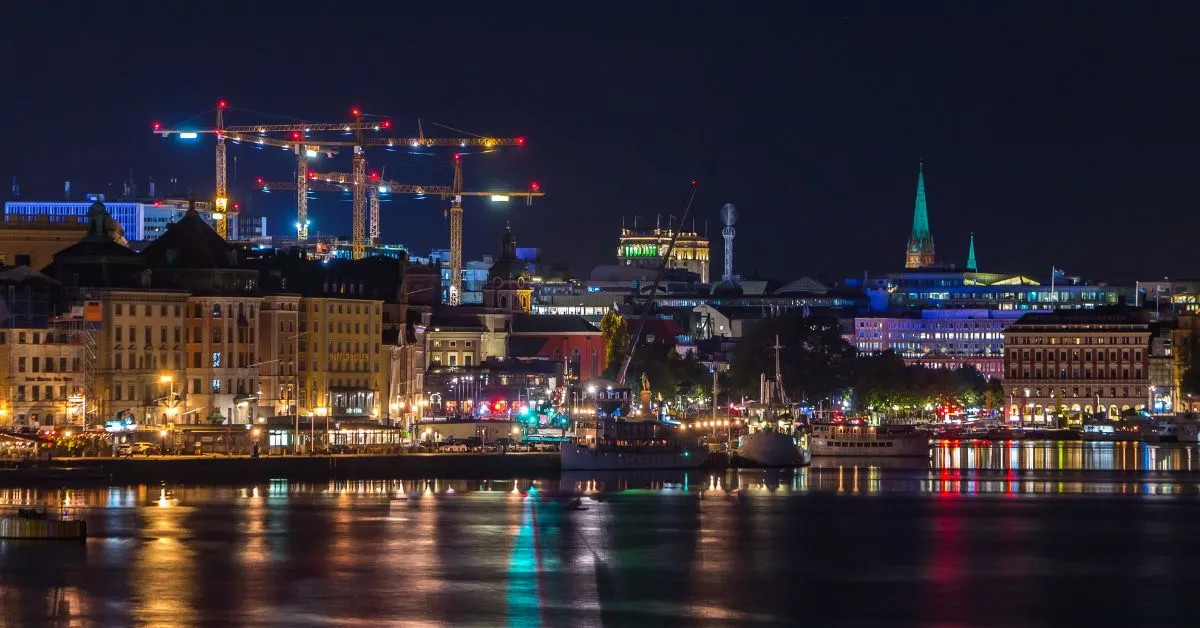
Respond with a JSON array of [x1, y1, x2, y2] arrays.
[[530, 182, 540, 192], [218, 100, 228, 109], [381, 120, 391, 129], [307, 171, 317, 179], [291, 131, 301, 140], [256, 177, 264, 185], [350, 107, 361, 117], [369, 171, 379, 180], [152, 121, 161, 131], [517, 137, 525, 146]]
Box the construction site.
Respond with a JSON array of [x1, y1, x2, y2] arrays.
[[153, 100, 544, 305]]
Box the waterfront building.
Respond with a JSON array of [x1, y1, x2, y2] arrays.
[[872, 269, 1130, 312], [1002, 310, 1150, 423], [0, 324, 86, 429], [425, 309, 508, 368], [256, 294, 301, 418], [508, 314, 606, 380], [852, 309, 1022, 379], [482, 225, 533, 313], [617, 220, 710, 283]]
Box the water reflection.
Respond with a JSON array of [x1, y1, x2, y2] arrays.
[[0, 469, 1196, 626]]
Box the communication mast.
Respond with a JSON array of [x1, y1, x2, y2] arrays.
[[720, 203, 738, 281]]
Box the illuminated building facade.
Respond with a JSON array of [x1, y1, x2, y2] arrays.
[[5, 197, 232, 241], [1002, 311, 1150, 423], [853, 309, 1020, 379], [617, 224, 710, 283]]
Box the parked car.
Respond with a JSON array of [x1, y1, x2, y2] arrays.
[[131, 442, 158, 455], [116, 443, 133, 457]]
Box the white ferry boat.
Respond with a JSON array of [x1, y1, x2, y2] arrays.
[[561, 419, 708, 471], [810, 421, 930, 457]]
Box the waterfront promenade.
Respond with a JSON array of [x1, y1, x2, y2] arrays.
[[3, 452, 564, 483]]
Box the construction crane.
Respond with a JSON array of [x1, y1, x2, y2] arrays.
[[153, 100, 344, 239], [257, 165, 544, 286], [156, 103, 527, 259]]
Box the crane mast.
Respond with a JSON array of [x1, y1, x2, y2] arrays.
[[448, 154, 465, 305], [214, 101, 230, 238], [295, 146, 309, 240]]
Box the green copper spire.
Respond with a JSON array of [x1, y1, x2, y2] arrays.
[[904, 161, 936, 268], [966, 232, 977, 272], [911, 161, 930, 238]]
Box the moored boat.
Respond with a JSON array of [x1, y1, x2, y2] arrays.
[[561, 418, 707, 471], [737, 429, 811, 467], [810, 421, 930, 457]]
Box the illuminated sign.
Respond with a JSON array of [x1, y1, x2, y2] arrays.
[[623, 244, 661, 258], [178, 132, 199, 139]]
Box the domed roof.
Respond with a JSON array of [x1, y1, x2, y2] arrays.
[[487, 223, 529, 282]]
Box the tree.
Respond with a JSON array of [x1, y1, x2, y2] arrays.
[[600, 310, 629, 378], [728, 312, 856, 403]]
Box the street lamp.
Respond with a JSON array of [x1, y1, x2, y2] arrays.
[[315, 406, 329, 453], [159, 374, 175, 426]]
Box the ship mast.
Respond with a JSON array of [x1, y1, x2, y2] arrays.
[[772, 334, 787, 405]]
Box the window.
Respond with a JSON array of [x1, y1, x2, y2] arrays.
[[448, 354, 458, 366], [129, 326, 136, 342], [32, 387, 39, 401], [213, 327, 222, 343], [31, 333, 39, 345], [175, 327, 181, 343], [115, 354, 122, 369], [213, 304, 222, 318], [116, 327, 123, 342], [211, 379, 221, 393], [193, 352, 201, 368], [193, 328, 201, 342], [464, 354, 473, 366], [161, 327, 167, 343], [58, 358, 66, 372], [212, 352, 222, 368], [115, 304, 123, 316], [17, 332, 24, 344], [193, 379, 201, 394]]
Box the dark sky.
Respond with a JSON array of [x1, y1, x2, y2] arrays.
[[3, 3, 1197, 284]]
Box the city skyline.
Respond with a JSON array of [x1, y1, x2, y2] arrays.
[[4, 4, 1196, 284]]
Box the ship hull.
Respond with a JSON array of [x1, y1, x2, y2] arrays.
[[810, 435, 930, 457], [560, 444, 709, 470], [738, 431, 811, 467]]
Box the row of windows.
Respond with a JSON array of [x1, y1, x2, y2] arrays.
[[1009, 368, 1143, 380], [115, 303, 183, 317], [14, 385, 80, 402], [1007, 335, 1143, 346], [117, 326, 183, 343], [856, 320, 1008, 330], [1008, 349, 1143, 362], [114, 353, 181, 370], [1010, 386, 1144, 399], [0, 331, 81, 345], [16, 357, 81, 373]]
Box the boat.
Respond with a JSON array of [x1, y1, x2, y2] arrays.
[[0, 505, 86, 540], [736, 334, 811, 467], [809, 420, 930, 457], [560, 418, 708, 470], [738, 430, 811, 467]]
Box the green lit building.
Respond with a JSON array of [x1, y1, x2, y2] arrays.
[[616, 222, 710, 283]]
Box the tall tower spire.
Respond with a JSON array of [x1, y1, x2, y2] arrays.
[[966, 232, 977, 272], [904, 161, 936, 269]]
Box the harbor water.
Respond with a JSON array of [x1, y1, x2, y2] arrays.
[[2, 441, 1199, 626]]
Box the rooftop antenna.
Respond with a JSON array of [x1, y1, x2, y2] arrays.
[[617, 180, 699, 386]]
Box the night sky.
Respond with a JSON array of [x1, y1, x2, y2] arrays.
[[3, 3, 1197, 284]]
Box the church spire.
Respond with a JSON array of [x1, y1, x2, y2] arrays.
[[904, 161, 936, 269], [966, 232, 977, 272]]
